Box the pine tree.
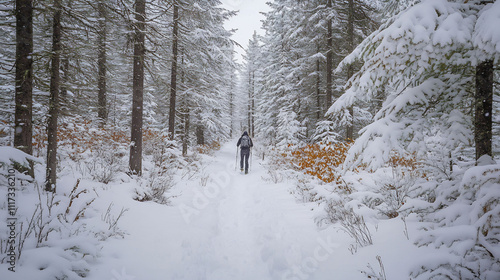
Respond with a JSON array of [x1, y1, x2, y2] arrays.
[[14, 0, 33, 155], [45, 0, 62, 191], [243, 32, 262, 138], [97, 0, 108, 124], [327, 0, 500, 170], [175, 0, 236, 146], [168, 0, 179, 139], [475, 59, 493, 161], [129, 0, 146, 175]]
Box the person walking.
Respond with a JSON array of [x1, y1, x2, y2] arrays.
[[237, 131, 253, 174]]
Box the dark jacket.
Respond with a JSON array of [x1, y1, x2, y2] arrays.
[[237, 132, 253, 150]]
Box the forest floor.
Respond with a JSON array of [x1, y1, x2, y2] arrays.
[[87, 141, 428, 280], [0, 141, 434, 280]]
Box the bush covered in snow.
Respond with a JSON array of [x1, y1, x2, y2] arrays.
[[0, 147, 125, 279], [409, 159, 500, 279]]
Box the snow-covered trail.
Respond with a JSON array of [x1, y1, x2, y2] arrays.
[[90, 141, 343, 280]]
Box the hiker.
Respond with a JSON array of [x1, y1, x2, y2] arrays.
[[237, 131, 253, 174]]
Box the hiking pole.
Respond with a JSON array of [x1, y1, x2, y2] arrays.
[[235, 146, 238, 171], [249, 147, 253, 171]]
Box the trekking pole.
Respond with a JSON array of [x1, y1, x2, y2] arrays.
[[235, 146, 238, 171], [249, 147, 253, 171]]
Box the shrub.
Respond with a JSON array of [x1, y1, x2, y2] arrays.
[[32, 118, 184, 185], [411, 163, 500, 279], [196, 141, 222, 155], [377, 152, 426, 218], [278, 142, 353, 192], [324, 199, 373, 248], [134, 138, 179, 204]]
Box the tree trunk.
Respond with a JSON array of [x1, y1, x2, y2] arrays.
[[229, 70, 234, 138], [45, 0, 62, 192], [196, 124, 204, 145], [316, 44, 321, 121], [345, 0, 355, 141], [60, 52, 69, 115], [251, 71, 255, 137], [180, 49, 189, 156], [129, 0, 146, 175], [14, 0, 33, 155], [475, 59, 493, 161], [325, 0, 333, 109], [97, 1, 107, 125], [182, 105, 190, 156], [168, 0, 179, 139], [248, 70, 252, 135]]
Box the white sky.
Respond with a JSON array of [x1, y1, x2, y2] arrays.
[[220, 0, 271, 62]]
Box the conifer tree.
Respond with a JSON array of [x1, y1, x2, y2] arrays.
[[45, 0, 62, 191], [129, 0, 146, 175], [168, 0, 179, 139], [327, 0, 500, 170], [14, 0, 33, 155], [97, 0, 108, 124]]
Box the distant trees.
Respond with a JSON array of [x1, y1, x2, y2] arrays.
[[246, 0, 498, 167], [1, 0, 237, 180], [174, 0, 236, 146], [248, 0, 378, 145], [242, 32, 261, 138]]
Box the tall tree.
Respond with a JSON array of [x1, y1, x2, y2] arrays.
[[344, 0, 356, 141], [97, 0, 108, 124], [229, 67, 234, 138], [327, 0, 499, 171], [243, 32, 262, 137], [45, 0, 62, 191], [168, 0, 179, 139], [14, 0, 33, 155], [475, 59, 493, 161], [176, 0, 236, 146], [325, 0, 333, 109], [129, 0, 146, 175]]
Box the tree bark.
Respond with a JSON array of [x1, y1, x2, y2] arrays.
[[182, 105, 190, 156], [248, 70, 255, 137], [251, 71, 255, 137], [45, 0, 62, 192], [180, 49, 189, 156], [129, 0, 146, 175], [168, 0, 179, 139], [97, 1, 108, 125], [345, 0, 355, 141], [248, 70, 252, 135], [316, 44, 321, 121], [196, 124, 204, 145], [325, 0, 333, 109], [475, 59, 493, 161], [229, 70, 234, 138], [60, 52, 69, 114], [14, 0, 33, 155]]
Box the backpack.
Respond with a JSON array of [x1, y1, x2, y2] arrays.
[[240, 136, 250, 148]]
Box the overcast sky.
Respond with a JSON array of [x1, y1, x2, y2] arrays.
[[220, 0, 271, 62]]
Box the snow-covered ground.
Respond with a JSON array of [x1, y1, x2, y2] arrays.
[[88, 142, 435, 279], [90, 142, 332, 280], [0, 141, 475, 279]]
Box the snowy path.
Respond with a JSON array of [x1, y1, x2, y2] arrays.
[[90, 142, 368, 280]]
